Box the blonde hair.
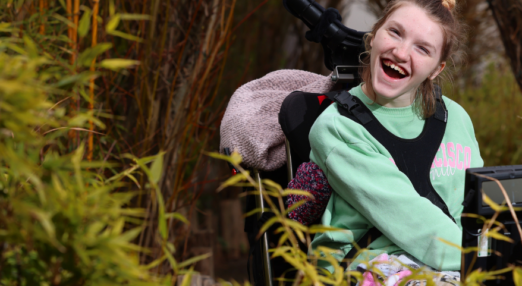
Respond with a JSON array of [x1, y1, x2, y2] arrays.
[[360, 0, 462, 118]]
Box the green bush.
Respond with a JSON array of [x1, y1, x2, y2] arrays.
[[448, 63, 522, 166]]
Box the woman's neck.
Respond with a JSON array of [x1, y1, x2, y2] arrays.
[[361, 83, 416, 108]]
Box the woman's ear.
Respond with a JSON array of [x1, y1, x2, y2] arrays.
[[429, 61, 446, 80]]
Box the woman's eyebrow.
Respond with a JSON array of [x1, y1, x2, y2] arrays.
[[388, 20, 437, 53]]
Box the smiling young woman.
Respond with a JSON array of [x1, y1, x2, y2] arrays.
[[306, 0, 483, 283]]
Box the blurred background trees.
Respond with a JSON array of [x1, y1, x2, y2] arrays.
[[0, 0, 521, 284]]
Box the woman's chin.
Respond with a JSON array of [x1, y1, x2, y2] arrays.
[[371, 81, 413, 106]]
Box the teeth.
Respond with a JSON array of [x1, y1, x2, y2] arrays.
[[383, 60, 406, 75]]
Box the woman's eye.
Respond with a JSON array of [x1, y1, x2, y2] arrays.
[[419, 46, 430, 54], [390, 29, 400, 36]]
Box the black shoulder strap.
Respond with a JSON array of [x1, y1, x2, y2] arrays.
[[331, 88, 454, 262]]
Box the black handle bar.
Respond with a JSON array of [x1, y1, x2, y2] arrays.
[[283, 0, 368, 76]]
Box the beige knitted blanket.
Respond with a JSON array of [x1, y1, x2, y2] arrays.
[[220, 69, 334, 171]]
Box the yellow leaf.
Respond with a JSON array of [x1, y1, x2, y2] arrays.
[[262, 179, 282, 192], [514, 267, 522, 286], [485, 229, 514, 243], [100, 59, 140, 71], [106, 14, 120, 32], [177, 253, 212, 269], [483, 193, 508, 212], [436, 237, 463, 251], [284, 199, 308, 216], [281, 189, 315, 198], [217, 172, 249, 192]]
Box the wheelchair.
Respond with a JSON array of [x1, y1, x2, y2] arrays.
[[221, 1, 522, 285], [219, 1, 368, 284]]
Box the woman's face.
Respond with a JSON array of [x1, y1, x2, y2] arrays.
[[368, 3, 446, 107]]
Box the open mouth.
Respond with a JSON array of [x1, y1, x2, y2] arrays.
[[382, 59, 408, 79]]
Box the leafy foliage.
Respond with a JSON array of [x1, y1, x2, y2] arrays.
[[212, 151, 522, 285]]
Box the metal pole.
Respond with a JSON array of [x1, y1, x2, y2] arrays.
[[253, 170, 274, 286], [285, 138, 294, 181]]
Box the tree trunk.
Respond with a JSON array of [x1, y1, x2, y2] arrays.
[[488, 0, 522, 90]]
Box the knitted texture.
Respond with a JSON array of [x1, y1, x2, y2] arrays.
[[220, 69, 334, 171], [286, 162, 333, 226]]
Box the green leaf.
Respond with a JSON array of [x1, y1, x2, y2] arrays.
[[217, 172, 249, 192], [78, 9, 92, 38], [100, 59, 140, 71], [107, 30, 143, 42], [109, 0, 115, 15], [177, 253, 212, 269], [120, 13, 151, 20], [22, 35, 38, 58], [262, 179, 282, 192], [52, 13, 75, 29], [163, 245, 178, 272], [77, 43, 113, 67], [57, 0, 66, 9], [281, 189, 315, 198], [15, 0, 24, 10], [165, 212, 189, 224], [106, 14, 120, 33], [180, 271, 193, 286], [244, 207, 263, 218], [205, 151, 243, 166], [150, 152, 164, 184], [159, 209, 167, 240], [284, 200, 307, 216]]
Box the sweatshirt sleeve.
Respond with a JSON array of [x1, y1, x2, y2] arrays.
[[309, 109, 462, 271]]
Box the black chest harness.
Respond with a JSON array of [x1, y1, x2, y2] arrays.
[[322, 87, 456, 261]]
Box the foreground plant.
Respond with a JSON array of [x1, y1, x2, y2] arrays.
[[0, 25, 203, 285], [211, 151, 522, 286]]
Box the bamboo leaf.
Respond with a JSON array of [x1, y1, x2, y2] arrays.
[[120, 13, 150, 20], [22, 35, 38, 58], [150, 152, 164, 184], [514, 267, 522, 286], [163, 245, 178, 272], [284, 200, 307, 216], [107, 30, 143, 42], [106, 14, 120, 32], [244, 207, 263, 218], [436, 237, 463, 251], [262, 179, 282, 192], [52, 13, 75, 28], [205, 151, 243, 167], [217, 172, 249, 192], [483, 193, 508, 212], [308, 225, 348, 234], [15, 0, 24, 10], [100, 59, 140, 70], [258, 216, 279, 235], [281, 189, 315, 198], [57, 0, 66, 9], [78, 9, 92, 38], [180, 271, 193, 286], [165, 212, 189, 224], [485, 229, 514, 243], [177, 253, 212, 269], [77, 43, 113, 67]]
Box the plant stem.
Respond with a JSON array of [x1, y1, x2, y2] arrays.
[[88, 0, 100, 161]]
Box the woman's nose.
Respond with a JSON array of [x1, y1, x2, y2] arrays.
[[392, 43, 409, 62]]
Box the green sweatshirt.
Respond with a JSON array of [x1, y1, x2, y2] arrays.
[[309, 84, 483, 272]]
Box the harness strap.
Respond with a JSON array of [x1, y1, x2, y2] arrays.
[[330, 87, 455, 263]]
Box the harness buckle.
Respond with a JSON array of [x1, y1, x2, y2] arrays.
[[334, 90, 359, 113]]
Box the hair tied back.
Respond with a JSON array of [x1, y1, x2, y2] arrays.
[[442, 0, 455, 11]]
